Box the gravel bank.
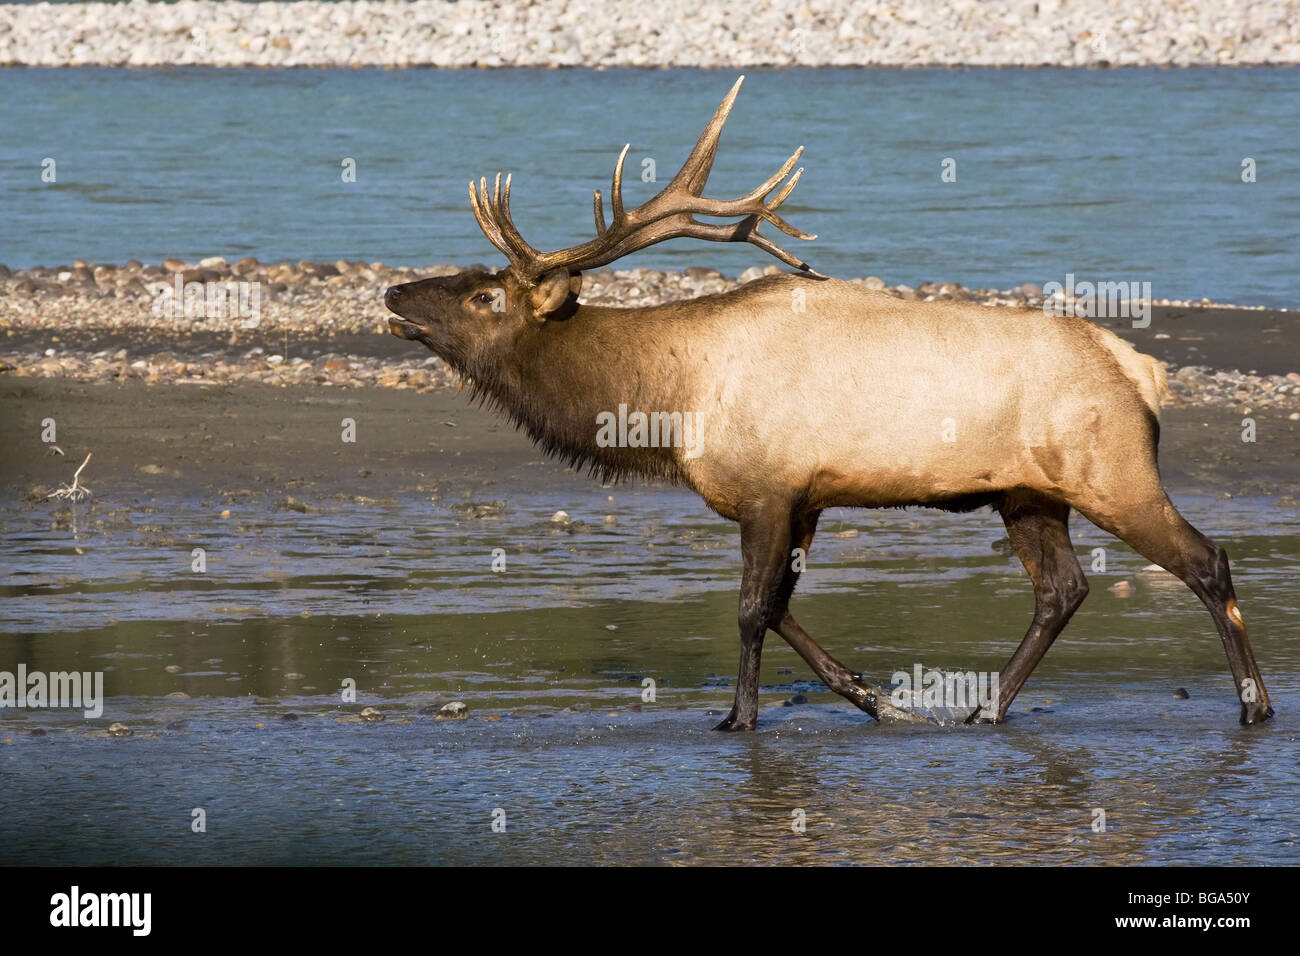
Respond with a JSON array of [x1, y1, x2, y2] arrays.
[[2, 0, 1299, 68], [1, 257, 1298, 415]]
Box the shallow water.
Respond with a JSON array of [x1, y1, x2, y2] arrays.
[[1, 490, 1297, 864], [2, 66, 1299, 305]]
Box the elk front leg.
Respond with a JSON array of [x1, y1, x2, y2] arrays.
[[774, 613, 902, 720], [771, 511, 929, 723], [714, 502, 793, 731]]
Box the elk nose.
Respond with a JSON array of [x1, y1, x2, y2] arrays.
[[384, 284, 406, 310]]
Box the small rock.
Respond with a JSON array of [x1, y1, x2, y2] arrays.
[[436, 701, 469, 720], [107, 722, 133, 737], [360, 706, 384, 722], [1172, 688, 1190, 699], [274, 496, 314, 513]]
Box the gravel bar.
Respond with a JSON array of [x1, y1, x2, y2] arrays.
[[2, 0, 1298, 68]]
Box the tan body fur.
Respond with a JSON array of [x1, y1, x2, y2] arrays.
[[505, 276, 1165, 523]]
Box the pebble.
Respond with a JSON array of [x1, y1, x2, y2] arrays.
[[359, 706, 384, 722], [107, 722, 133, 737]]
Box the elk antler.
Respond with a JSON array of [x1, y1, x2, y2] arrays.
[[468, 76, 824, 284]]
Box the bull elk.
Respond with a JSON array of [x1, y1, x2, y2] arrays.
[[385, 77, 1273, 730]]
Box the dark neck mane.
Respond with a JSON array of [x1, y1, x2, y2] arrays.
[[463, 303, 698, 485]]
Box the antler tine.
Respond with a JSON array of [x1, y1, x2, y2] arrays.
[[739, 146, 804, 206], [756, 167, 817, 240], [676, 146, 809, 231], [576, 213, 824, 279], [743, 225, 823, 275], [672, 74, 745, 198], [495, 173, 539, 260], [682, 218, 827, 277], [469, 178, 511, 258], [610, 144, 631, 223], [592, 143, 631, 238], [470, 174, 537, 272]]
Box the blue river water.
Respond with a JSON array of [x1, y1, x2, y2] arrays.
[[1, 66, 1298, 305]]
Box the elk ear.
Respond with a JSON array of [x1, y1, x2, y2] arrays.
[[528, 269, 580, 321]]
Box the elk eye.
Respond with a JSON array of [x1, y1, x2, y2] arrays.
[[471, 292, 494, 306]]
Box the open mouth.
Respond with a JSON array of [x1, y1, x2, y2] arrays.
[[386, 317, 423, 340]]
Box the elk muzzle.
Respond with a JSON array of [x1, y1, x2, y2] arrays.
[[384, 284, 423, 340]]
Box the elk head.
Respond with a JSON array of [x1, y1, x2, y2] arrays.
[[384, 75, 822, 381]]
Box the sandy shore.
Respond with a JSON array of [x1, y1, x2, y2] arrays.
[[2, 0, 1298, 68]]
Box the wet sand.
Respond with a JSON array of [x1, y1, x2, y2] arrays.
[[3, 375, 1299, 506]]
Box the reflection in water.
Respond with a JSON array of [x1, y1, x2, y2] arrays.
[[0, 492, 1296, 864]]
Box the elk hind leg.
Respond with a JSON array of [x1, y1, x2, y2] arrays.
[[970, 493, 1089, 723], [1073, 486, 1272, 724]]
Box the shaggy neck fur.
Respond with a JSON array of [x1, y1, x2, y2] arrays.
[[460, 301, 706, 485]]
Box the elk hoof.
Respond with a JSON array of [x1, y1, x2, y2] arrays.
[[1240, 701, 1275, 725], [713, 709, 755, 732]]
